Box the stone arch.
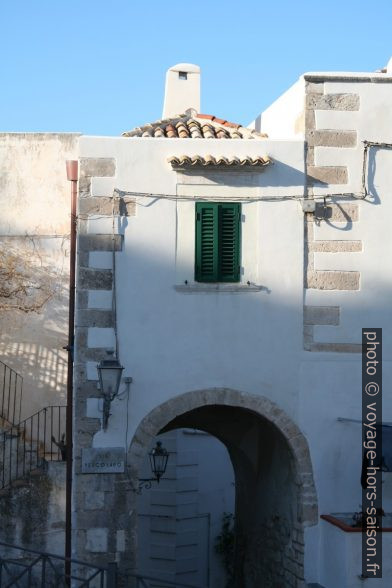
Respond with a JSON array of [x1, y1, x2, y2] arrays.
[[126, 388, 318, 586]]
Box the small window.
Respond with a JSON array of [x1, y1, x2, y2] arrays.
[[195, 202, 241, 282], [178, 71, 188, 80]]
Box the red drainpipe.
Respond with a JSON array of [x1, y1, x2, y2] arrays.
[[65, 160, 78, 581]]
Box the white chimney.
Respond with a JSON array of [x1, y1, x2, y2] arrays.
[[387, 56, 392, 74], [162, 63, 200, 119]]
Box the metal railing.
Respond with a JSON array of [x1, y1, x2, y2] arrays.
[[0, 361, 23, 428], [0, 541, 117, 587], [0, 542, 207, 588], [0, 405, 66, 490], [130, 573, 206, 588]]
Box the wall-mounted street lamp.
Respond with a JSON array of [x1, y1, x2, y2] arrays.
[[96, 357, 124, 429], [136, 441, 169, 493]]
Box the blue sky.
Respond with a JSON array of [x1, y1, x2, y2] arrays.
[[1, 1, 391, 135]]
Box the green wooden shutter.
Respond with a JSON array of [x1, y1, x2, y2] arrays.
[[195, 202, 240, 282], [219, 203, 241, 282], [195, 202, 218, 281]]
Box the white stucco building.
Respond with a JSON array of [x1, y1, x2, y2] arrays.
[[68, 62, 392, 587], [1, 60, 392, 587]]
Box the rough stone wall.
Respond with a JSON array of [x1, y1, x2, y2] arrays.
[[0, 133, 79, 417], [303, 81, 362, 353], [73, 157, 136, 577], [0, 462, 66, 555]]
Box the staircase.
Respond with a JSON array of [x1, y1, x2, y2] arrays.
[[0, 359, 66, 492], [0, 541, 117, 587], [0, 405, 66, 491], [0, 360, 23, 430]]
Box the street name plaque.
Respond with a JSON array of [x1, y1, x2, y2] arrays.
[[81, 447, 125, 474]]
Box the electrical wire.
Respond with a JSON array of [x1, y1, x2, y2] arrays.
[[77, 140, 392, 219]]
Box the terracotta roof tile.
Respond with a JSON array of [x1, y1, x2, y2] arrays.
[[167, 155, 270, 168], [122, 113, 267, 140]]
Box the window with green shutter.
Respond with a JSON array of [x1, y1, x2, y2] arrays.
[[195, 202, 241, 282]]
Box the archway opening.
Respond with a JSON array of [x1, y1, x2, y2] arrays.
[[132, 400, 310, 587], [137, 428, 235, 587]]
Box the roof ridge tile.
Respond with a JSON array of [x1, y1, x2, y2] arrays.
[[123, 113, 267, 139]]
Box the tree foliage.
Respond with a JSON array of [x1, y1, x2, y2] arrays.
[[0, 242, 57, 312], [214, 512, 235, 587]]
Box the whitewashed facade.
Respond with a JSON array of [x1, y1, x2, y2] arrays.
[[1, 61, 392, 588], [72, 64, 392, 587]]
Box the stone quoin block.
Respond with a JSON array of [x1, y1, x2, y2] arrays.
[[79, 158, 116, 178], [308, 239, 362, 253], [306, 93, 360, 111], [78, 177, 91, 198], [305, 109, 316, 131], [310, 342, 362, 353], [305, 81, 325, 94], [303, 326, 314, 351], [78, 234, 123, 252], [79, 196, 136, 217], [116, 530, 126, 552], [307, 270, 360, 290], [306, 146, 315, 166], [304, 306, 340, 325], [311, 202, 359, 223], [307, 129, 357, 148], [77, 290, 89, 310], [78, 268, 113, 290], [77, 309, 115, 328], [76, 346, 108, 363], [307, 166, 348, 185]]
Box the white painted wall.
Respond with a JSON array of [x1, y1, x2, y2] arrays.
[[137, 430, 234, 586], [80, 73, 392, 585], [79, 135, 305, 447], [0, 133, 79, 418], [319, 519, 392, 588], [248, 77, 306, 138]]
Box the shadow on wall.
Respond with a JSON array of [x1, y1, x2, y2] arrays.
[[0, 238, 69, 418], [110, 235, 392, 586], [130, 403, 304, 588], [178, 158, 307, 189], [137, 428, 235, 588]]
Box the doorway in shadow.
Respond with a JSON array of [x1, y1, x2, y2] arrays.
[[129, 390, 317, 588]]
